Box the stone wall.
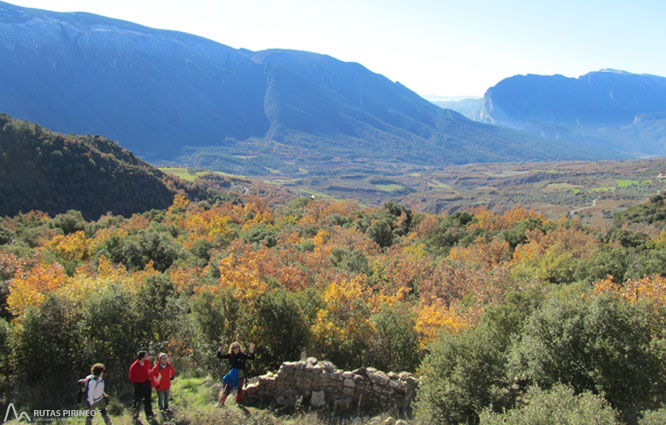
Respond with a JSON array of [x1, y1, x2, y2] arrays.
[[243, 357, 418, 415]]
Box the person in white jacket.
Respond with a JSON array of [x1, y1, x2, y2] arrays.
[[85, 363, 112, 425]]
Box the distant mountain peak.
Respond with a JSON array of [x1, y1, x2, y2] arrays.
[[478, 69, 666, 157], [595, 68, 633, 75]]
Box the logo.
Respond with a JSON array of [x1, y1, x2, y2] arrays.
[[3, 403, 31, 422]]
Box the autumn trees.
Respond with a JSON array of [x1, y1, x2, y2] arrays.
[[1, 193, 666, 421]]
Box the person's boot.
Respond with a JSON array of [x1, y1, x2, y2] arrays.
[[132, 408, 141, 424]]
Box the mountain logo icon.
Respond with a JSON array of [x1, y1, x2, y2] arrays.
[[3, 403, 31, 422]]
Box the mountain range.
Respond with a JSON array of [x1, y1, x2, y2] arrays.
[[477, 70, 666, 156], [0, 1, 619, 176]]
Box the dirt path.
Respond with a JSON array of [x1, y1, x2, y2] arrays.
[[568, 198, 599, 216]]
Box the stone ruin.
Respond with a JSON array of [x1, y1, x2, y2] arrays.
[[243, 357, 419, 415]]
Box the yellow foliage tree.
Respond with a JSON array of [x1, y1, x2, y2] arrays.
[[45, 230, 91, 262], [166, 192, 190, 224], [312, 278, 374, 352], [199, 251, 269, 302], [240, 198, 275, 232], [7, 262, 67, 316], [56, 256, 147, 306], [170, 265, 204, 294], [414, 299, 466, 348]]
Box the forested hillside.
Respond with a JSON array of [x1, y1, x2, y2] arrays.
[[615, 193, 666, 226], [0, 114, 255, 220], [1, 189, 665, 424]]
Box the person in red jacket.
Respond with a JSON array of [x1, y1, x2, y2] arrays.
[[128, 351, 154, 423], [150, 353, 175, 412]]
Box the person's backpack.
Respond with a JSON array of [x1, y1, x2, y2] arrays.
[[76, 375, 94, 404]]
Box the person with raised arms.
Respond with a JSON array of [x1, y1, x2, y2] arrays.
[[216, 340, 255, 406]]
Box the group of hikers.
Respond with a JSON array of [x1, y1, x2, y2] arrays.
[[83, 340, 255, 424]]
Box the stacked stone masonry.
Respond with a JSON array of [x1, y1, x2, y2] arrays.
[[243, 357, 418, 415]]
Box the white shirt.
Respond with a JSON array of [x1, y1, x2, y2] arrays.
[[87, 376, 105, 405]]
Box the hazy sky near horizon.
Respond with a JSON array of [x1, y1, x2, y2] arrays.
[[6, 0, 666, 97]]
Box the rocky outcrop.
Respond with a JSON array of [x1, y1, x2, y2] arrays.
[[243, 357, 418, 415]]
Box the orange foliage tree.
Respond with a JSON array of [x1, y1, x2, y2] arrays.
[[449, 237, 512, 270], [594, 274, 666, 307], [512, 219, 598, 284]]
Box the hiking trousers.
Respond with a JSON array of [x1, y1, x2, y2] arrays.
[[156, 389, 170, 411], [132, 380, 154, 419], [85, 398, 112, 425]]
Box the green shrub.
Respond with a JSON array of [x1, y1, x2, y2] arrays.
[[478, 383, 619, 425], [329, 247, 371, 275], [240, 224, 278, 247], [52, 210, 86, 235], [638, 408, 666, 425], [367, 218, 394, 248], [13, 295, 83, 408], [252, 289, 310, 371], [190, 290, 251, 376], [369, 303, 420, 372], [99, 227, 185, 272], [413, 324, 509, 425], [507, 292, 666, 412], [0, 224, 14, 245], [413, 288, 544, 425], [80, 284, 152, 400], [0, 318, 10, 392], [136, 273, 178, 340]]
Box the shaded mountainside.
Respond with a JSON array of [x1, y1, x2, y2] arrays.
[[0, 1, 620, 175], [0, 1, 268, 159], [0, 114, 197, 219], [478, 70, 666, 156]]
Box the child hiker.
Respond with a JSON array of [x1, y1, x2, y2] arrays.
[[216, 340, 255, 406], [85, 363, 112, 425], [150, 353, 176, 412]]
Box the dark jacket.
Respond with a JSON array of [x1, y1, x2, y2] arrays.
[[217, 350, 255, 370]]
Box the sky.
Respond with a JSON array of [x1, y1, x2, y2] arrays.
[[6, 0, 666, 97]]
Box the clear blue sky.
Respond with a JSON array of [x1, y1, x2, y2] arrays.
[[6, 0, 666, 97]]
